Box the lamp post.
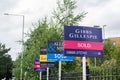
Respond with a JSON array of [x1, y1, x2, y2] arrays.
[[4, 13, 24, 80], [93, 25, 106, 68], [103, 25, 106, 39], [94, 25, 107, 39], [93, 25, 100, 68]]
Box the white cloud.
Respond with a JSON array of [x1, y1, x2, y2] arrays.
[[1, 0, 57, 60], [77, 0, 120, 38]]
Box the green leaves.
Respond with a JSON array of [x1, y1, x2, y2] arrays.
[[0, 43, 10, 55], [53, 0, 87, 26], [90, 39, 120, 68], [0, 43, 12, 79]]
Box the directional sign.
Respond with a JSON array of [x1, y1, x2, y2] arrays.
[[47, 40, 74, 61], [64, 26, 103, 57]]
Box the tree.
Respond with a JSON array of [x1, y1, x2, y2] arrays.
[[0, 43, 12, 80], [14, 18, 62, 80], [0, 43, 10, 55], [14, 0, 87, 79], [90, 39, 120, 67], [52, 0, 87, 40], [101, 39, 119, 67], [52, 0, 87, 72], [53, 0, 87, 27]]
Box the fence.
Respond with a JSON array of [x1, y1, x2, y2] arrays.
[[89, 67, 119, 80], [42, 67, 120, 80]]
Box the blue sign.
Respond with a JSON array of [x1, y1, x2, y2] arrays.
[[34, 58, 39, 63], [47, 40, 74, 61], [47, 40, 63, 54], [47, 53, 74, 61], [64, 26, 103, 57]]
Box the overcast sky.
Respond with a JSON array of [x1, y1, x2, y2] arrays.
[[0, 0, 120, 60]]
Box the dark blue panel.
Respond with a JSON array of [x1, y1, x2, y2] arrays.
[[40, 62, 55, 67], [34, 68, 46, 72], [34, 58, 39, 62], [64, 49, 103, 57], [34, 58, 40, 64], [64, 26, 103, 42], [47, 40, 63, 54], [40, 47, 47, 54]]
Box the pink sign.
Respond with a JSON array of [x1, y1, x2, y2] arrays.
[[64, 40, 103, 50]]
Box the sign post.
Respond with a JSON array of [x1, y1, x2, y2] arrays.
[[40, 72, 42, 80], [59, 61, 62, 80], [82, 56, 86, 80], [64, 26, 103, 80], [47, 67, 49, 80]]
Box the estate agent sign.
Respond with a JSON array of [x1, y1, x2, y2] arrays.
[[64, 26, 103, 57], [47, 40, 74, 61]]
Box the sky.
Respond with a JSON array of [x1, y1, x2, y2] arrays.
[[0, 0, 120, 60]]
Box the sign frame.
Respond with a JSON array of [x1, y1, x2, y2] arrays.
[[64, 26, 103, 57]]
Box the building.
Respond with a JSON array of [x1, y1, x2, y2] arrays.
[[108, 37, 120, 46]]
